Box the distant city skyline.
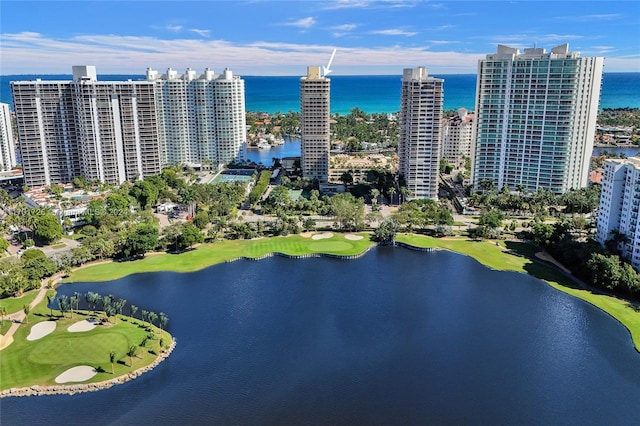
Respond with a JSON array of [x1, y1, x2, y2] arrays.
[[1, 1, 638, 75]]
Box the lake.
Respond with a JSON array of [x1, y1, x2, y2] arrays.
[[3, 247, 640, 425]]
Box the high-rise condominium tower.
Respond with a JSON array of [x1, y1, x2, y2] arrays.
[[596, 157, 640, 271], [300, 66, 330, 184], [0, 103, 17, 172], [398, 67, 443, 200], [147, 67, 246, 168], [472, 44, 603, 193], [11, 66, 246, 187], [442, 107, 475, 169], [12, 66, 161, 186]]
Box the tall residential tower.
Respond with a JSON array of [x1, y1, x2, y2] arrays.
[[596, 157, 640, 271], [472, 44, 603, 193], [0, 103, 17, 172], [11, 66, 246, 187], [300, 66, 330, 184], [398, 67, 443, 200]]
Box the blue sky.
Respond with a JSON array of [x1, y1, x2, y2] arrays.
[[1, 0, 639, 75]]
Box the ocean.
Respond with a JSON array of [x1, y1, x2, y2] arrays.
[[1, 73, 639, 114]]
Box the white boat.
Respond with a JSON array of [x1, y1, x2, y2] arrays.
[[257, 139, 271, 150]]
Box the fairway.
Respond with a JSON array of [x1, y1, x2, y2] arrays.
[[308, 241, 353, 251]]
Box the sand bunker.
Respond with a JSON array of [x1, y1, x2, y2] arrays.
[[55, 366, 97, 383], [311, 232, 334, 240], [345, 234, 364, 241], [300, 232, 314, 238], [68, 319, 97, 333], [26, 321, 56, 341]]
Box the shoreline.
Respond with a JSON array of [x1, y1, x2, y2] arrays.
[[0, 338, 176, 398]]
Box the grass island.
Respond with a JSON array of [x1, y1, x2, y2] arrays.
[[0, 291, 173, 395]]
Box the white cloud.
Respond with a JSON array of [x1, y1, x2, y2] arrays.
[[165, 25, 183, 32], [433, 25, 454, 31], [282, 17, 316, 29], [332, 24, 358, 32], [323, 0, 419, 9], [190, 29, 211, 37], [428, 40, 459, 45], [556, 14, 621, 22], [370, 29, 418, 37], [1, 31, 637, 75]]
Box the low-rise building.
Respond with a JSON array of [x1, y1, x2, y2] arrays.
[[328, 153, 396, 184]]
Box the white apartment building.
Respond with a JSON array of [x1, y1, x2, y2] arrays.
[[472, 44, 603, 193], [0, 103, 17, 172], [596, 157, 640, 271], [398, 67, 443, 200], [147, 67, 246, 168], [11, 66, 246, 187], [300, 66, 330, 184], [442, 107, 474, 168]]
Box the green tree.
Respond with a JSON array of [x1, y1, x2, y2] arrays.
[[106, 193, 131, 217], [33, 213, 63, 244], [127, 345, 137, 369], [178, 223, 204, 250], [478, 210, 505, 230], [373, 218, 399, 243], [130, 180, 159, 210], [121, 222, 159, 258], [0, 238, 9, 253], [192, 211, 209, 230], [23, 304, 30, 323], [109, 351, 116, 374], [21, 249, 57, 282], [329, 193, 365, 231]]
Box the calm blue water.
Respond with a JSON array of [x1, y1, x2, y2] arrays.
[[2, 73, 638, 114], [3, 248, 640, 425]]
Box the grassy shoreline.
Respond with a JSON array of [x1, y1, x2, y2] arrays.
[[64, 232, 640, 352]]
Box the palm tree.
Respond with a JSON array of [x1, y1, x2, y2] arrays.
[[400, 186, 412, 204], [388, 187, 396, 206], [148, 312, 158, 329], [127, 345, 137, 369], [159, 312, 169, 331], [0, 306, 7, 321], [130, 304, 138, 319], [85, 292, 98, 314], [109, 351, 116, 374], [46, 295, 54, 318], [141, 309, 149, 323], [23, 304, 30, 324]]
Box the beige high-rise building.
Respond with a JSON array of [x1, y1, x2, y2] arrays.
[[398, 67, 443, 200], [300, 66, 330, 184], [472, 44, 603, 193], [0, 103, 17, 172], [442, 108, 474, 169]]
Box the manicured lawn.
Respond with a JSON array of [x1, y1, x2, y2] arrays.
[[0, 300, 172, 390], [66, 233, 374, 283], [0, 320, 12, 335], [395, 233, 640, 352], [0, 290, 40, 315]]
